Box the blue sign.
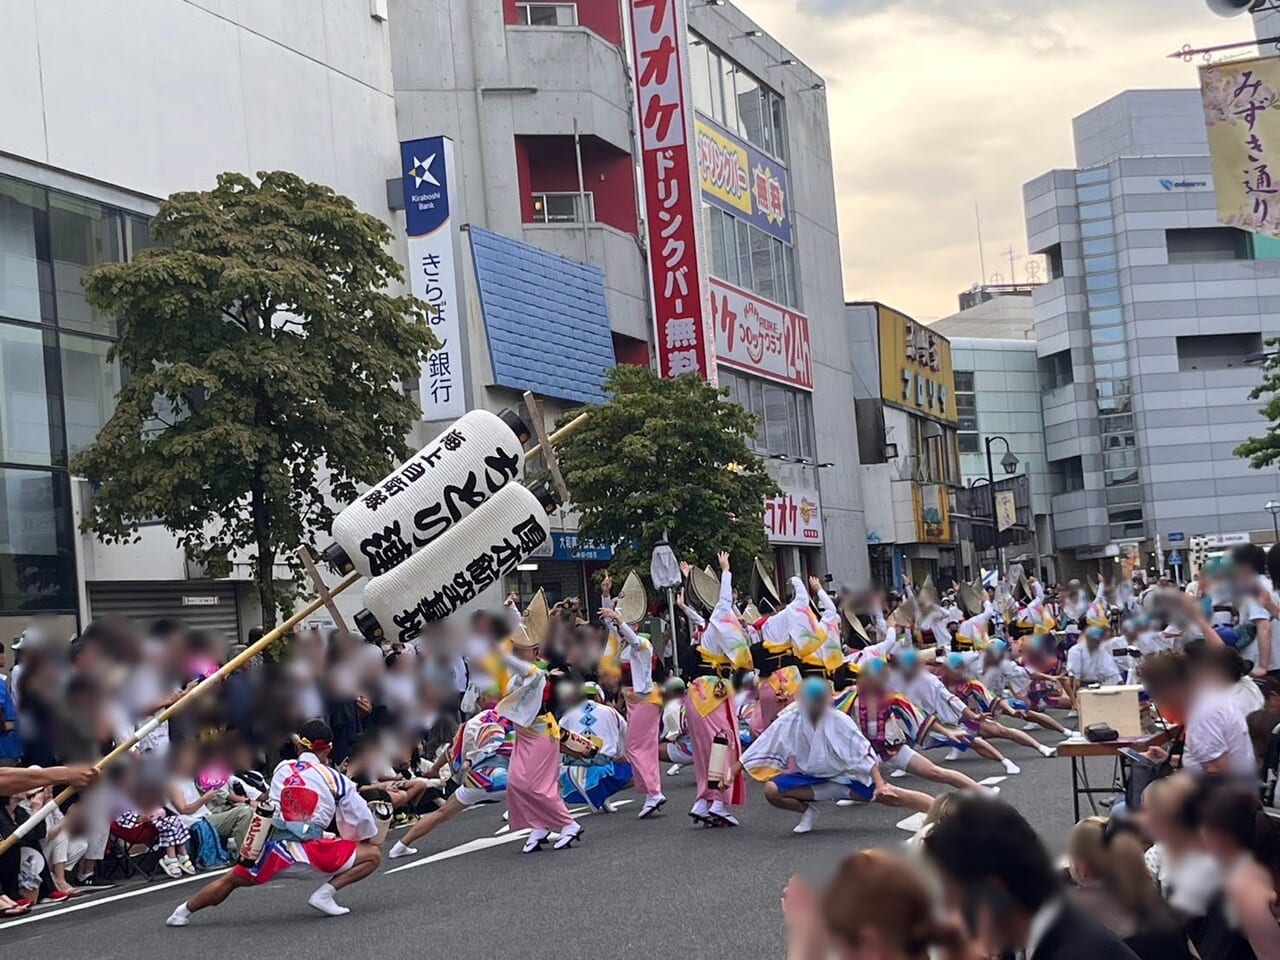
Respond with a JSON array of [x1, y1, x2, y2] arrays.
[[694, 114, 792, 245], [1168, 531, 1185, 543], [551, 532, 613, 563], [400, 137, 452, 237], [1170, 550, 1182, 565]]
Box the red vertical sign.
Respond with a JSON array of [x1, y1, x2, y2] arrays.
[[628, 0, 714, 380]]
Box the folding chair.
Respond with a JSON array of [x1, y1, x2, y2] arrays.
[[101, 820, 163, 881]]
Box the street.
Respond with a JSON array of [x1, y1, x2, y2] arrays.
[[0, 725, 1100, 960]]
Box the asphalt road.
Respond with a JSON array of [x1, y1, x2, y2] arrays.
[[0, 722, 1117, 959]]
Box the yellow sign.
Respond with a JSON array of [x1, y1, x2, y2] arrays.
[[877, 305, 956, 423], [1201, 57, 1280, 236], [695, 118, 753, 217], [913, 484, 951, 544]]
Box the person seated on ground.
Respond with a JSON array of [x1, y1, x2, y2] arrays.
[[780, 848, 978, 960], [343, 734, 425, 824], [1198, 778, 1280, 960], [1, 789, 46, 909], [923, 794, 1139, 959], [1066, 816, 1193, 960], [166, 739, 253, 855], [22, 780, 85, 901]]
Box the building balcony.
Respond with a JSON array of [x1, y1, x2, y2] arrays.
[[501, 26, 632, 154], [521, 221, 648, 341]]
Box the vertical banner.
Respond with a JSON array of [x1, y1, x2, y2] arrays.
[[1200, 57, 1280, 237], [994, 490, 1017, 533], [628, 0, 714, 381], [400, 136, 468, 420]]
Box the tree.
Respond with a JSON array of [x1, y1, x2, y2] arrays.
[[1236, 336, 1280, 469], [555, 365, 779, 576], [73, 171, 439, 623]]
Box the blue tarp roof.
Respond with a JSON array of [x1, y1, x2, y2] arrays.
[[469, 226, 616, 404]]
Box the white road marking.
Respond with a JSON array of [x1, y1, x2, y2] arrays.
[[895, 812, 927, 833], [978, 776, 1007, 786], [0, 871, 212, 931]]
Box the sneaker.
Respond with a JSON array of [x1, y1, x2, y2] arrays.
[[666, 763, 683, 776], [73, 875, 116, 891], [159, 856, 184, 878], [793, 806, 817, 835], [388, 840, 418, 859], [177, 853, 196, 875]]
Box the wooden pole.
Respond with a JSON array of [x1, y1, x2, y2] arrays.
[[522, 391, 570, 506], [0, 571, 362, 855]]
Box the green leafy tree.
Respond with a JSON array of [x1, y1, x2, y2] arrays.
[[73, 171, 439, 623], [1236, 336, 1280, 469], [555, 365, 779, 576]]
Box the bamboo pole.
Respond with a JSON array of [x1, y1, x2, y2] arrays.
[[0, 571, 362, 855], [525, 411, 590, 461]]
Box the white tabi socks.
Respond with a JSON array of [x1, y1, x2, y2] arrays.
[[388, 840, 417, 859], [166, 903, 191, 927], [307, 882, 350, 917]]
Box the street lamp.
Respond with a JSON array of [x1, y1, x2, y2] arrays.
[[986, 436, 1019, 574], [1266, 500, 1280, 543]]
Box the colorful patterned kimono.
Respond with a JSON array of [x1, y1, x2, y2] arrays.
[[741, 703, 878, 801], [767, 578, 840, 675], [686, 676, 746, 807], [700, 570, 754, 671], [450, 709, 515, 800], [753, 666, 801, 735], [558, 700, 634, 811], [946, 675, 997, 715], [956, 606, 995, 651], [834, 688, 932, 761], [614, 619, 663, 800], [497, 660, 576, 832]]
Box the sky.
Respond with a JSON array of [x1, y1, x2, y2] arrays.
[[732, 0, 1250, 321]]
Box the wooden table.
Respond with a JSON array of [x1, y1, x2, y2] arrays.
[[1057, 726, 1180, 821]]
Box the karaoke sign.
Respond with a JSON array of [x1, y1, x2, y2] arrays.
[[400, 135, 468, 421], [628, 0, 715, 382], [710, 278, 812, 390]]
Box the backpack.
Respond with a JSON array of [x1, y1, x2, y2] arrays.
[[189, 818, 229, 869]]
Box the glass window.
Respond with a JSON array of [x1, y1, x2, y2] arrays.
[[764, 382, 794, 455], [530, 192, 593, 223], [1081, 219, 1112, 238], [1079, 201, 1113, 220], [60, 333, 121, 460], [1092, 342, 1127, 362], [0, 322, 62, 467], [1091, 325, 1124, 344], [0, 177, 53, 324], [1090, 308, 1123, 327], [127, 214, 158, 258], [768, 92, 788, 162], [797, 392, 814, 460], [1088, 289, 1121, 308], [688, 39, 716, 120], [1100, 414, 1134, 434], [1076, 168, 1109, 185], [0, 467, 76, 612], [1094, 361, 1129, 379], [706, 206, 730, 281], [516, 3, 577, 25], [1082, 237, 1116, 256], [735, 218, 753, 290], [49, 193, 122, 337], [959, 433, 980, 454], [1085, 271, 1118, 292], [735, 68, 763, 147], [1077, 183, 1111, 202], [1083, 254, 1118, 274], [750, 228, 775, 303], [720, 57, 739, 138], [748, 376, 766, 451], [1105, 485, 1141, 506]]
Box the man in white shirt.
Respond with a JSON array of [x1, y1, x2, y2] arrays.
[[1065, 627, 1123, 695], [1142, 648, 1256, 777]]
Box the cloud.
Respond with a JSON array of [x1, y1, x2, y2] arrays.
[[733, 0, 1242, 318]]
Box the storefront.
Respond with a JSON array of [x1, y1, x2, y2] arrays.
[[506, 531, 614, 613]]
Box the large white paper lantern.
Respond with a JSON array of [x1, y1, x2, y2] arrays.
[[355, 480, 558, 644], [323, 408, 529, 579]]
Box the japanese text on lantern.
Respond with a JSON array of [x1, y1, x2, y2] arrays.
[[629, 0, 713, 380]]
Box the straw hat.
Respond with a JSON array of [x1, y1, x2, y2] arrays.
[[689, 565, 722, 613], [615, 570, 648, 627], [518, 589, 550, 649], [753, 556, 782, 609]]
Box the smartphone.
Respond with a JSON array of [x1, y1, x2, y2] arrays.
[[1117, 747, 1147, 764]]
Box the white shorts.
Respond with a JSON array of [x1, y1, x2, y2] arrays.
[[808, 780, 865, 802], [885, 745, 920, 771], [453, 785, 504, 807], [664, 741, 693, 765]]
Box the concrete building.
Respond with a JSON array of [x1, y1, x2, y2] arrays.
[[0, 0, 865, 640], [390, 0, 867, 593], [0, 1, 402, 643], [848, 302, 960, 588], [1024, 88, 1280, 578], [930, 285, 1035, 340]]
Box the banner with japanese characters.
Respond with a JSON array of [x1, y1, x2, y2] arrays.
[[695, 116, 792, 245], [709, 277, 812, 390], [628, 0, 715, 381], [764, 486, 823, 545], [400, 135, 468, 420], [1201, 57, 1280, 237]]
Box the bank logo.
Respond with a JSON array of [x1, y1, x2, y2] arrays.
[[407, 154, 439, 189]]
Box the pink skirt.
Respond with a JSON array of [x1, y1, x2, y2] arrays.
[[624, 696, 663, 797], [756, 681, 790, 734], [507, 726, 576, 831], [686, 697, 746, 806]]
